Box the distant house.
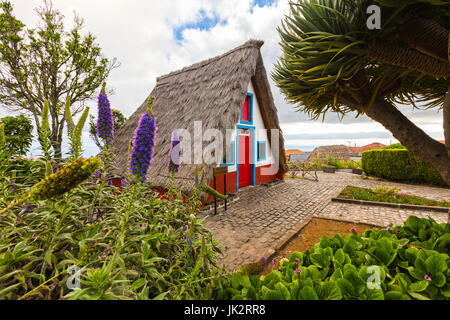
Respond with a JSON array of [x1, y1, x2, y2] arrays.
[[289, 153, 311, 162], [347, 142, 386, 157], [110, 40, 287, 203], [285, 149, 305, 161], [438, 140, 445, 144], [306, 145, 350, 163]]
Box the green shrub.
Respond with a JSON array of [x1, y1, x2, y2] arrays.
[[0, 115, 34, 157], [221, 216, 450, 300], [338, 185, 450, 208], [381, 143, 406, 150], [362, 149, 447, 186], [0, 174, 226, 300]]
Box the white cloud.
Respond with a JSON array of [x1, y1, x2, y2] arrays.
[[5, 0, 444, 157]]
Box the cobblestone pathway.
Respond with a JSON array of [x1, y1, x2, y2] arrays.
[[202, 172, 450, 271]]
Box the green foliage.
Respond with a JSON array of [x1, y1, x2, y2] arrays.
[[69, 107, 90, 159], [362, 149, 447, 186], [0, 1, 116, 156], [0, 162, 227, 300], [273, 0, 450, 118], [25, 157, 101, 202], [221, 216, 449, 300], [338, 185, 450, 208], [323, 155, 361, 170], [0, 122, 4, 148], [382, 143, 406, 150], [38, 100, 52, 160], [0, 115, 33, 156], [199, 184, 228, 201]]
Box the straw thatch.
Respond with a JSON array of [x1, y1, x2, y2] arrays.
[[306, 145, 351, 163], [110, 40, 287, 197]]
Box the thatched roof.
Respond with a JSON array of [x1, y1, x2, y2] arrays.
[[306, 145, 351, 163], [110, 40, 287, 196]]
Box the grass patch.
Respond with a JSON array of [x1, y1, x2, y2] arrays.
[[338, 185, 450, 208]]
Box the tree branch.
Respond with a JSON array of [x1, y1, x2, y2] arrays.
[[399, 17, 449, 62], [367, 40, 450, 78], [444, 86, 450, 158]]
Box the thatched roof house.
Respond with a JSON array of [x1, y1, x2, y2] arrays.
[[347, 142, 386, 157], [306, 145, 351, 163], [110, 40, 287, 201]]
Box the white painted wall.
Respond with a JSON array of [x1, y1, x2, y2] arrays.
[[222, 81, 276, 172]]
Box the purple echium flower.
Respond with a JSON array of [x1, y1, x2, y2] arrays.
[[168, 130, 181, 173], [96, 92, 114, 144], [129, 112, 156, 183]]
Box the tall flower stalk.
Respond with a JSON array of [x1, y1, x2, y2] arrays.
[[38, 100, 52, 161], [0, 157, 101, 216], [96, 83, 114, 145], [128, 97, 157, 183], [69, 106, 90, 160]]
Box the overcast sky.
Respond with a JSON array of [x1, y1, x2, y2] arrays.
[[4, 0, 445, 156]]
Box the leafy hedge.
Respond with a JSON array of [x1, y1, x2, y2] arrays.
[[361, 149, 447, 186], [381, 143, 406, 150], [220, 216, 449, 300]]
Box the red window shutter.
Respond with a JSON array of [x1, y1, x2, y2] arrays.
[[241, 96, 250, 122]]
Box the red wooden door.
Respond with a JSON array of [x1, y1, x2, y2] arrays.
[[239, 135, 251, 188]]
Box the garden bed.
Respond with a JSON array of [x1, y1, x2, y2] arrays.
[[336, 185, 450, 210], [260, 218, 380, 275]]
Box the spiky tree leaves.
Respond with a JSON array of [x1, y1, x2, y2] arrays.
[[273, 0, 450, 183]]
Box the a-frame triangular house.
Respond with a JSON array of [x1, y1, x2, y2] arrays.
[[110, 40, 287, 202]]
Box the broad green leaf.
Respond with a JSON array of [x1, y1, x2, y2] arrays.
[[333, 248, 345, 265], [408, 280, 429, 293], [152, 292, 168, 300], [385, 291, 408, 300], [275, 282, 291, 300], [408, 292, 431, 300], [365, 288, 384, 300], [317, 281, 342, 300], [299, 286, 319, 300]]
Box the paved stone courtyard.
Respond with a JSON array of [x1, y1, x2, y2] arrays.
[[202, 172, 450, 271]]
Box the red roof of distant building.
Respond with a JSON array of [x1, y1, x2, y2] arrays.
[[347, 142, 386, 155], [438, 140, 445, 144]]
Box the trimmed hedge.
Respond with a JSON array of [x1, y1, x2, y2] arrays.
[[362, 149, 447, 186]]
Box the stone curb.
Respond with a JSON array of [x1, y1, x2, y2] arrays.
[[316, 216, 386, 229], [331, 197, 450, 213], [261, 215, 384, 269], [263, 216, 314, 265]]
